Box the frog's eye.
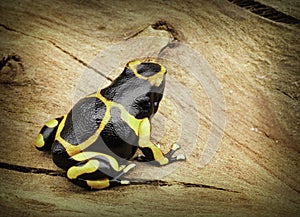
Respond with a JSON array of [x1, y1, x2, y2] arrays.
[[137, 63, 161, 77], [154, 102, 158, 107]]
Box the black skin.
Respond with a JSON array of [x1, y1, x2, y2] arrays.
[[55, 63, 166, 163]]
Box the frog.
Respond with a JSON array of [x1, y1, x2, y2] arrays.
[[35, 59, 186, 190]]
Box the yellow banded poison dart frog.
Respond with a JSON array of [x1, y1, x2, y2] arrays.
[[35, 59, 186, 190]]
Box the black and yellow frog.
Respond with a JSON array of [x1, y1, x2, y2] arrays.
[[35, 59, 185, 190]]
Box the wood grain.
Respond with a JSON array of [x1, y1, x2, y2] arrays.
[[0, 0, 299, 216]]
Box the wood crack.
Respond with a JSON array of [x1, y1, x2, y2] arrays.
[[124, 20, 183, 42], [0, 24, 111, 81], [0, 162, 66, 177], [1, 20, 183, 79], [124, 20, 183, 56], [0, 162, 238, 192], [228, 0, 300, 26], [123, 25, 149, 40], [130, 179, 239, 193], [224, 132, 300, 194], [151, 20, 183, 42], [275, 88, 299, 101]]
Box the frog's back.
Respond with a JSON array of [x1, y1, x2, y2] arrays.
[[60, 95, 138, 160], [60, 96, 106, 145]]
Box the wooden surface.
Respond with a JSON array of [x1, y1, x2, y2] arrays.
[[0, 0, 299, 216]]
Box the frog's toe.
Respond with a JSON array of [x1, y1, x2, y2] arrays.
[[119, 164, 127, 170], [169, 154, 186, 163], [171, 143, 180, 151], [176, 154, 186, 161], [165, 143, 181, 158], [123, 163, 136, 173], [88, 178, 132, 189], [113, 163, 136, 181], [120, 180, 130, 185]]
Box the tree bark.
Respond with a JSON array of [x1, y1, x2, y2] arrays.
[[0, 0, 299, 216]]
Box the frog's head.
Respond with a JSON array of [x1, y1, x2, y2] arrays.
[[103, 59, 167, 118], [126, 60, 167, 88], [125, 60, 167, 118]]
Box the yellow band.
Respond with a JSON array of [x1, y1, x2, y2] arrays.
[[35, 133, 45, 148], [127, 60, 166, 87]]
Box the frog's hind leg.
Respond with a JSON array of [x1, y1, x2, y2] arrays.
[[67, 152, 136, 190], [35, 117, 63, 151]]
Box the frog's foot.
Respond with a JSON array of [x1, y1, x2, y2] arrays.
[[67, 153, 136, 190], [107, 163, 137, 188], [71, 177, 131, 190], [113, 163, 136, 180], [109, 179, 131, 186], [165, 144, 186, 163], [134, 144, 161, 162], [135, 144, 186, 164]]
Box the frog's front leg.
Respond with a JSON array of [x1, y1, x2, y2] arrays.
[[137, 118, 186, 166], [66, 152, 136, 190]]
